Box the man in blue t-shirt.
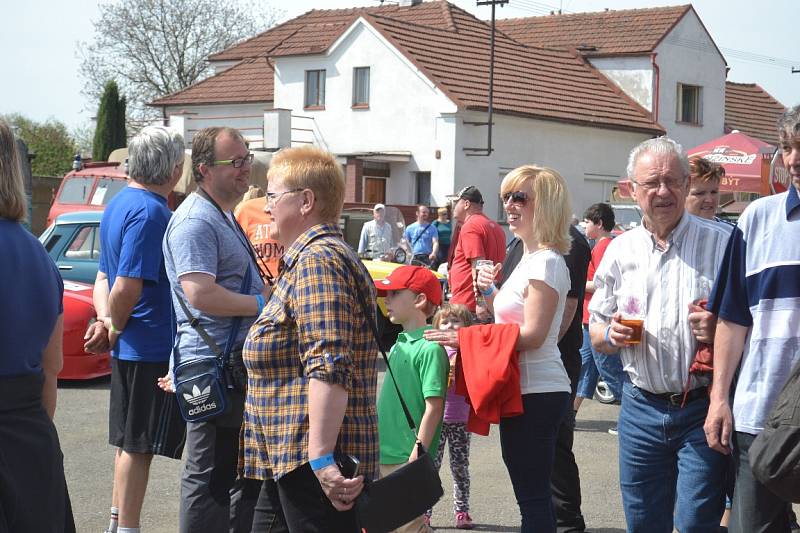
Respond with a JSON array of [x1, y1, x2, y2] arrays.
[[403, 205, 439, 266], [84, 126, 187, 533]]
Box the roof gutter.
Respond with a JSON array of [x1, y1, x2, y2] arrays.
[[651, 52, 660, 124]]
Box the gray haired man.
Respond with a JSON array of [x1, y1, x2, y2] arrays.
[[85, 126, 187, 533], [588, 136, 732, 532]]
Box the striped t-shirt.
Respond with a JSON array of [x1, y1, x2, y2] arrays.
[[710, 186, 800, 434], [589, 213, 732, 394]]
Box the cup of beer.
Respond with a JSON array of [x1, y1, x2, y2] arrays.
[[474, 259, 495, 306], [620, 294, 645, 345]]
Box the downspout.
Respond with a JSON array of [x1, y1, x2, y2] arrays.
[[650, 53, 660, 123]]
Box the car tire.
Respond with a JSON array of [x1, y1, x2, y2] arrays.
[[594, 380, 617, 404]]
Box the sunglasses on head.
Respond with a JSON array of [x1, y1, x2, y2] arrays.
[[501, 191, 529, 205]]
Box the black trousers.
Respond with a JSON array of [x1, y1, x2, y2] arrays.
[[550, 395, 586, 532], [251, 464, 359, 533]]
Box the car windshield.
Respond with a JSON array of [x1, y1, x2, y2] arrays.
[[613, 206, 642, 228], [58, 177, 95, 204], [91, 178, 127, 205]]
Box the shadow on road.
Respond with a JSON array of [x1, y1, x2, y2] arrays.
[[575, 419, 617, 433], [58, 375, 110, 390], [589, 529, 626, 532]]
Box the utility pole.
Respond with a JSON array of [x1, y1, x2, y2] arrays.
[[464, 0, 508, 157]]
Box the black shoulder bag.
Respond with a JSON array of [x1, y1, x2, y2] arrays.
[[171, 267, 251, 423], [339, 254, 444, 532], [749, 354, 800, 503]]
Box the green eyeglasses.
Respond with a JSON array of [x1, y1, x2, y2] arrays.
[[214, 153, 254, 168]]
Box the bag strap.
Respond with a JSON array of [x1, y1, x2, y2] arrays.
[[410, 223, 432, 247], [173, 265, 252, 364], [337, 249, 419, 436]]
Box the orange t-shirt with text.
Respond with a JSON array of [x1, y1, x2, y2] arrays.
[[234, 197, 284, 282]]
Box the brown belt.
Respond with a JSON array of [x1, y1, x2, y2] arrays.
[[637, 385, 708, 407]]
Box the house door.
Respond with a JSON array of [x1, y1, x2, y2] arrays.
[[364, 177, 386, 204]]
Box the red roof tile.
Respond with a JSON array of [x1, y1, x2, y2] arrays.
[[209, 1, 468, 62], [496, 5, 691, 55], [153, 1, 662, 134], [366, 12, 661, 134], [151, 57, 273, 106], [724, 82, 786, 145]]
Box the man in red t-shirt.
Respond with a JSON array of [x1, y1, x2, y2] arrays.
[[447, 186, 506, 318]]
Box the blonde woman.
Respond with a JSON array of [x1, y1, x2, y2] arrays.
[[468, 165, 574, 532]]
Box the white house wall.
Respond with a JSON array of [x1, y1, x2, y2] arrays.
[[589, 56, 654, 112], [271, 19, 458, 204], [654, 11, 726, 148], [165, 102, 273, 146], [452, 112, 651, 221]]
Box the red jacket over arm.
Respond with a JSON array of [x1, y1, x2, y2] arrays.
[[455, 323, 522, 435]]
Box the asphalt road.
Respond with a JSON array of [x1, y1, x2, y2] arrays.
[[55, 375, 795, 533]]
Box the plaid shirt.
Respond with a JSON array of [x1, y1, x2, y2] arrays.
[[241, 224, 379, 480]]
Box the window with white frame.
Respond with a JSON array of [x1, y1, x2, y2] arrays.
[[305, 70, 326, 108], [677, 83, 702, 125], [353, 67, 370, 107]]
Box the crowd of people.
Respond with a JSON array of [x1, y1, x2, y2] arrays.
[[1, 104, 798, 533]]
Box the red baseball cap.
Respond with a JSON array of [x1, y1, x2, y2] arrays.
[[375, 265, 442, 306]]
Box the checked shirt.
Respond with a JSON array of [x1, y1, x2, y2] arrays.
[[241, 223, 379, 480]]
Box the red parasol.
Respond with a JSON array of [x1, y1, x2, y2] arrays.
[[687, 131, 775, 193]]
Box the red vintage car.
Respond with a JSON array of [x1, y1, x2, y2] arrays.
[[60, 280, 111, 380]]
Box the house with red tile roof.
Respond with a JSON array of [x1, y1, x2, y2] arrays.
[[150, 0, 666, 216], [496, 4, 727, 150], [724, 82, 787, 145]]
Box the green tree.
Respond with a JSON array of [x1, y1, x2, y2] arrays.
[[3, 114, 76, 177], [93, 80, 128, 161]]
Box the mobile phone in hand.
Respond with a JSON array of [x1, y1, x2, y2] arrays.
[[336, 454, 360, 478]]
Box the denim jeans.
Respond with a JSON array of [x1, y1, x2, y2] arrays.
[[618, 380, 727, 533], [500, 391, 570, 533], [576, 325, 623, 400]]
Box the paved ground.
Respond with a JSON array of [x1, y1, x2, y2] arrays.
[[55, 375, 796, 532]]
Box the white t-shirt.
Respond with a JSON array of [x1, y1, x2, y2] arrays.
[[493, 249, 572, 395]]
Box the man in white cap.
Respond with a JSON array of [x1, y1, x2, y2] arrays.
[[358, 203, 395, 260]]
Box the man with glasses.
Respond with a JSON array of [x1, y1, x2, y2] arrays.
[[163, 127, 268, 533], [588, 137, 732, 532], [447, 186, 505, 321]]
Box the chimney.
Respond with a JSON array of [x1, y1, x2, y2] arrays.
[[399, 0, 422, 6]]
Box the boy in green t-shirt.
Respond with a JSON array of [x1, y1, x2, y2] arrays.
[[375, 265, 448, 532]]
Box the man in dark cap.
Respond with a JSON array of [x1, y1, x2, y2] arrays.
[[447, 186, 506, 321]]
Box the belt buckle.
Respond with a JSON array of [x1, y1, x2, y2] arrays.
[[668, 393, 683, 406]]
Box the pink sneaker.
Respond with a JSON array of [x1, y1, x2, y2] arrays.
[[455, 512, 474, 530]]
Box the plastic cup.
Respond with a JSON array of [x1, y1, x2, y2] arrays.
[[619, 318, 644, 345]]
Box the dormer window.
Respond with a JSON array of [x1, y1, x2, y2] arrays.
[[305, 70, 326, 109]]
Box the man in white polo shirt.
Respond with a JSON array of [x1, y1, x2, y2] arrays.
[[589, 136, 733, 533], [704, 105, 800, 533]]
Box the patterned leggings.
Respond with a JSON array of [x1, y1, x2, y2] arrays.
[[431, 422, 471, 514]]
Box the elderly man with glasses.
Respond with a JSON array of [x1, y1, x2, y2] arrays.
[[163, 126, 270, 533], [587, 137, 733, 533]]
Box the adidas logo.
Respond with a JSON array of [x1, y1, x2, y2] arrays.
[[183, 384, 212, 406]]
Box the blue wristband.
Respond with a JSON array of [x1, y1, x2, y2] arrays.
[[480, 283, 496, 297], [604, 324, 617, 348], [309, 453, 335, 471], [255, 294, 265, 314]]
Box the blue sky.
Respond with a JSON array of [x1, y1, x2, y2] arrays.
[[1, 0, 797, 133]]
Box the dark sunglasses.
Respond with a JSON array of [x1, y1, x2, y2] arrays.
[[501, 191, 529, 205]]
